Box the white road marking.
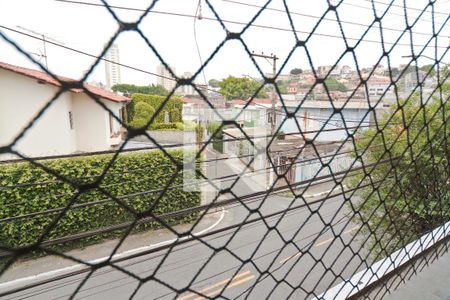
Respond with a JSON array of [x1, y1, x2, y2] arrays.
[[279, 252, 302, 264], [0, 207, 226, 290], [177, 271, 251, 300]]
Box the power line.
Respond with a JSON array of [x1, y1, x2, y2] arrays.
[[1, 103, 446, 295], [50, 0, 450, 48], [0, 176, 385, 297], [45, 210, 351, 300], [340, 0, 450, 20], [0, 148, 364, 223], [0, 24, 222, 97], [0, 156, 398, 260], [0, 124, 372, 164], [0, 20, 438, 143], [3, 203, 349, 300], [349, 0, 450, 16], [194, 0, 208, 87], [220, 0, 450, 35], [3, 117, 444, 295]]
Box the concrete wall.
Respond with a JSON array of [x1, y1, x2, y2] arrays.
[[0, 70, 76, 158], [295, 154, 354, 182], [150, 130, 185, 145]]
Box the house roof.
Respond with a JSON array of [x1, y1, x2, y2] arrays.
[[231, 98, 273, 106], [222, 127, 269, 139], [181, 96, 227, 108], [0, 61, 130, 103], [367, 75, 390, 85]]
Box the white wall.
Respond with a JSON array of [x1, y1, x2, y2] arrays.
[[72, 94, 123, 152], [0, 70, 76, 159], [0, 69, 124, 160]]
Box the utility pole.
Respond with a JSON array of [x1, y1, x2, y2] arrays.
[[16, 26, 64, 69], [250, 51, 278, 189], [250, 52, 278, 134]]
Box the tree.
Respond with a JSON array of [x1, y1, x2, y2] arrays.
[[276, 80, 288, 94], [387, 67, 401, 79], [112, 84, 168, 96], [218, 76, 269, 100], [348, 94, 449, 258], [130, 102, 155, 129], [208, 79, 220, 88], [324, 78, 347, 92], [290, 68, 303, 75], [420, 64, 436, 77], [128, 94, 183, 129]]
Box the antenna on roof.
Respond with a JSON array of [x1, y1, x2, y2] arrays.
[[16, 25, 65, 69]]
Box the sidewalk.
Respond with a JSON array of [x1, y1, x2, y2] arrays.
[[0, 208, 225, 284], [386, 249, 450, 300]]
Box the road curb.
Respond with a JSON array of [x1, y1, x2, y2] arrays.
[[0, 207, 226, 291]]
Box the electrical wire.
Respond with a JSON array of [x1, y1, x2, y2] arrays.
[[2, 115, 446, 295], [0, 149, 359, 223], [9, 199, 348, 300], [220, 0, 450, 33], [194, 0, 208, 87], [49, 0, 450, 49], [0, 156, 397, 261], [347, 0, 450, 16], [0, 123, 372, 164], [0, 179, 378, 298]]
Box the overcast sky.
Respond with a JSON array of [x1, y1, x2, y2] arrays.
[[1, 0, 449, 86]]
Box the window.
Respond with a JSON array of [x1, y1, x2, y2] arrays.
[[68, 111, 74, 130], [119, 108, 125, 122], [109, 113, 114, 136]]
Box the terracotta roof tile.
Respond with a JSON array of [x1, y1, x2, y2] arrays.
[[0, 61, 130, 103], [231, 98, 272, 106]]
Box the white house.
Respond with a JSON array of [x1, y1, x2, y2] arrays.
[[0, 62, 130, 160]]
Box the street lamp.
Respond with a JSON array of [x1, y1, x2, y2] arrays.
[[401, 54, 435, 61], [241, 74, 260, 81], [401, 54, 438, 75]]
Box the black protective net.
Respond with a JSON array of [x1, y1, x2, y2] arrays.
[[0, 0, 449, 299]]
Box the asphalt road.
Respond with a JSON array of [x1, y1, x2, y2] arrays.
[[1, 150, 369, 300]]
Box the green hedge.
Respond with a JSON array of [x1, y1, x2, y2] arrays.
[[208, 122, 224, 153], [129, 93, 183, 124], [0, 150, 201, 251]]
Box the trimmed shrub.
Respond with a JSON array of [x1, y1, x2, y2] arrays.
[[0, 150, 201, 251], [195, 124, 204, 143], [128, 94, 183, 124], [134, 102, 155, 120], [207, 122, 224, 153], [149, 123, 179, 130], [169, 109, 182, 123]]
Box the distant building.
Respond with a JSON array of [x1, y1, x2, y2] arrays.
[[340, 65, 352, 77], [317, 65, 333, 77], [374, 64, 386, 75], [156, 64, 176, 92], [176, 72, 196, 96], [288, 82, 299, 94], [277, 99, 387, 141], [366, 75, 393, 101], [329, 65, 341, 77], [267, 73, 290, 81], [0, 62, 129, 160], [104, 43, 121, 90], [181, 97, 270, 129]]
